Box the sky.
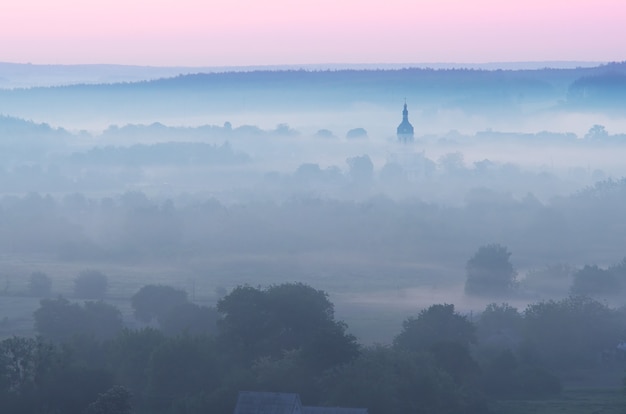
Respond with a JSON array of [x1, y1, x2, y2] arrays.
[[1, 0, 624, 67]]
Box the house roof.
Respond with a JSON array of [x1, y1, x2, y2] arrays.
[[303, 406, 368, 414], [234, 391, 302, 414]]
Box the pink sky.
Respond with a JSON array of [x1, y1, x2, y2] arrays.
[[1, 0, 624, 66]]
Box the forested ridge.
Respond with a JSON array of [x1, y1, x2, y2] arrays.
[[1, 62, 625, 120]]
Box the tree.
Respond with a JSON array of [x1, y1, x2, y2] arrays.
[[106, 328, 166, 398], [379, 162, 406, 184], [0, 336, 56, 396], [82, 301, 125, 341], [216, 285, 268, 360], [428, 341, 481, 385], [523, 296, 621, 368], [345, 127, 368, 139], [465, 244, 517, 296], [146, 335, 220, 409], [324, 346, 484, 414], [393, 304, 476, 351], [27, 271, 52, 297], [346, 155, 373, 185], [74, 270, 108, 299], [131, 284, 188, 324], [294, 163, 323, 184], [158, 303, 219, 336], [570, 264, 620, 296], [438, 152, 465, 174], [314, 129, 335, 139], [217, 283, 359, 368], [584, 124, 609, 140], [520, 264, 574, 297], [393, 306, 480, 395], [273, 123, 299, 137], [34, 298, 123, 342], [0, 336, 113, 414], [609, 257, 626, 286], [394, 304, 480, 392], [476, 303, 523, 342], [34, 298, 87, 342], [480, 349, 561, 399]]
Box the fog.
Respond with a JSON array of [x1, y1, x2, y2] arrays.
[[1, 62, 626, 414]]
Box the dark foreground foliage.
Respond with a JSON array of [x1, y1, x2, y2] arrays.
[[2, 282, 625, 414]]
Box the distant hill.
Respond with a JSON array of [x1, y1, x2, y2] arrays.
[[0, 62, 213, 88], [0, 62, 624, 127], [567, 70, 626, 109], [0, 61, 605, 88], [0, 115, 73, 162]]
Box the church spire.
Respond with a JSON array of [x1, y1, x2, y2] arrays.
[[397, 100, 414, 143]]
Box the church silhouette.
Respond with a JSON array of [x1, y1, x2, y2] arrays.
[[397, 101, 414, 143]]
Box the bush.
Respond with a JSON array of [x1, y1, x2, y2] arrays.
[[74, 270, 108, 299]]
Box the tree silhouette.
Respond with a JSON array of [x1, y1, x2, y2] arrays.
[[394, 304, 476, 350], [570, 265, 620, 296], [217, 283, 359, 368], [465, 244, 517, 296]]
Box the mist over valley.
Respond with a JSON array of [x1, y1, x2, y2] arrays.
[[2, 62, 626, 414]]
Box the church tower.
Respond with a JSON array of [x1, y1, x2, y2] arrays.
[[396, 101, 414, 143]]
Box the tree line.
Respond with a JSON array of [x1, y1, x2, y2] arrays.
[[1, 179, 626, 267], [2, 281, 625, 414]]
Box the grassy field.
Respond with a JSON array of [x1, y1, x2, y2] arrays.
[[0, 251, 471, 343], [0, 251, 599, 344], [491, 388, 626, 414]]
